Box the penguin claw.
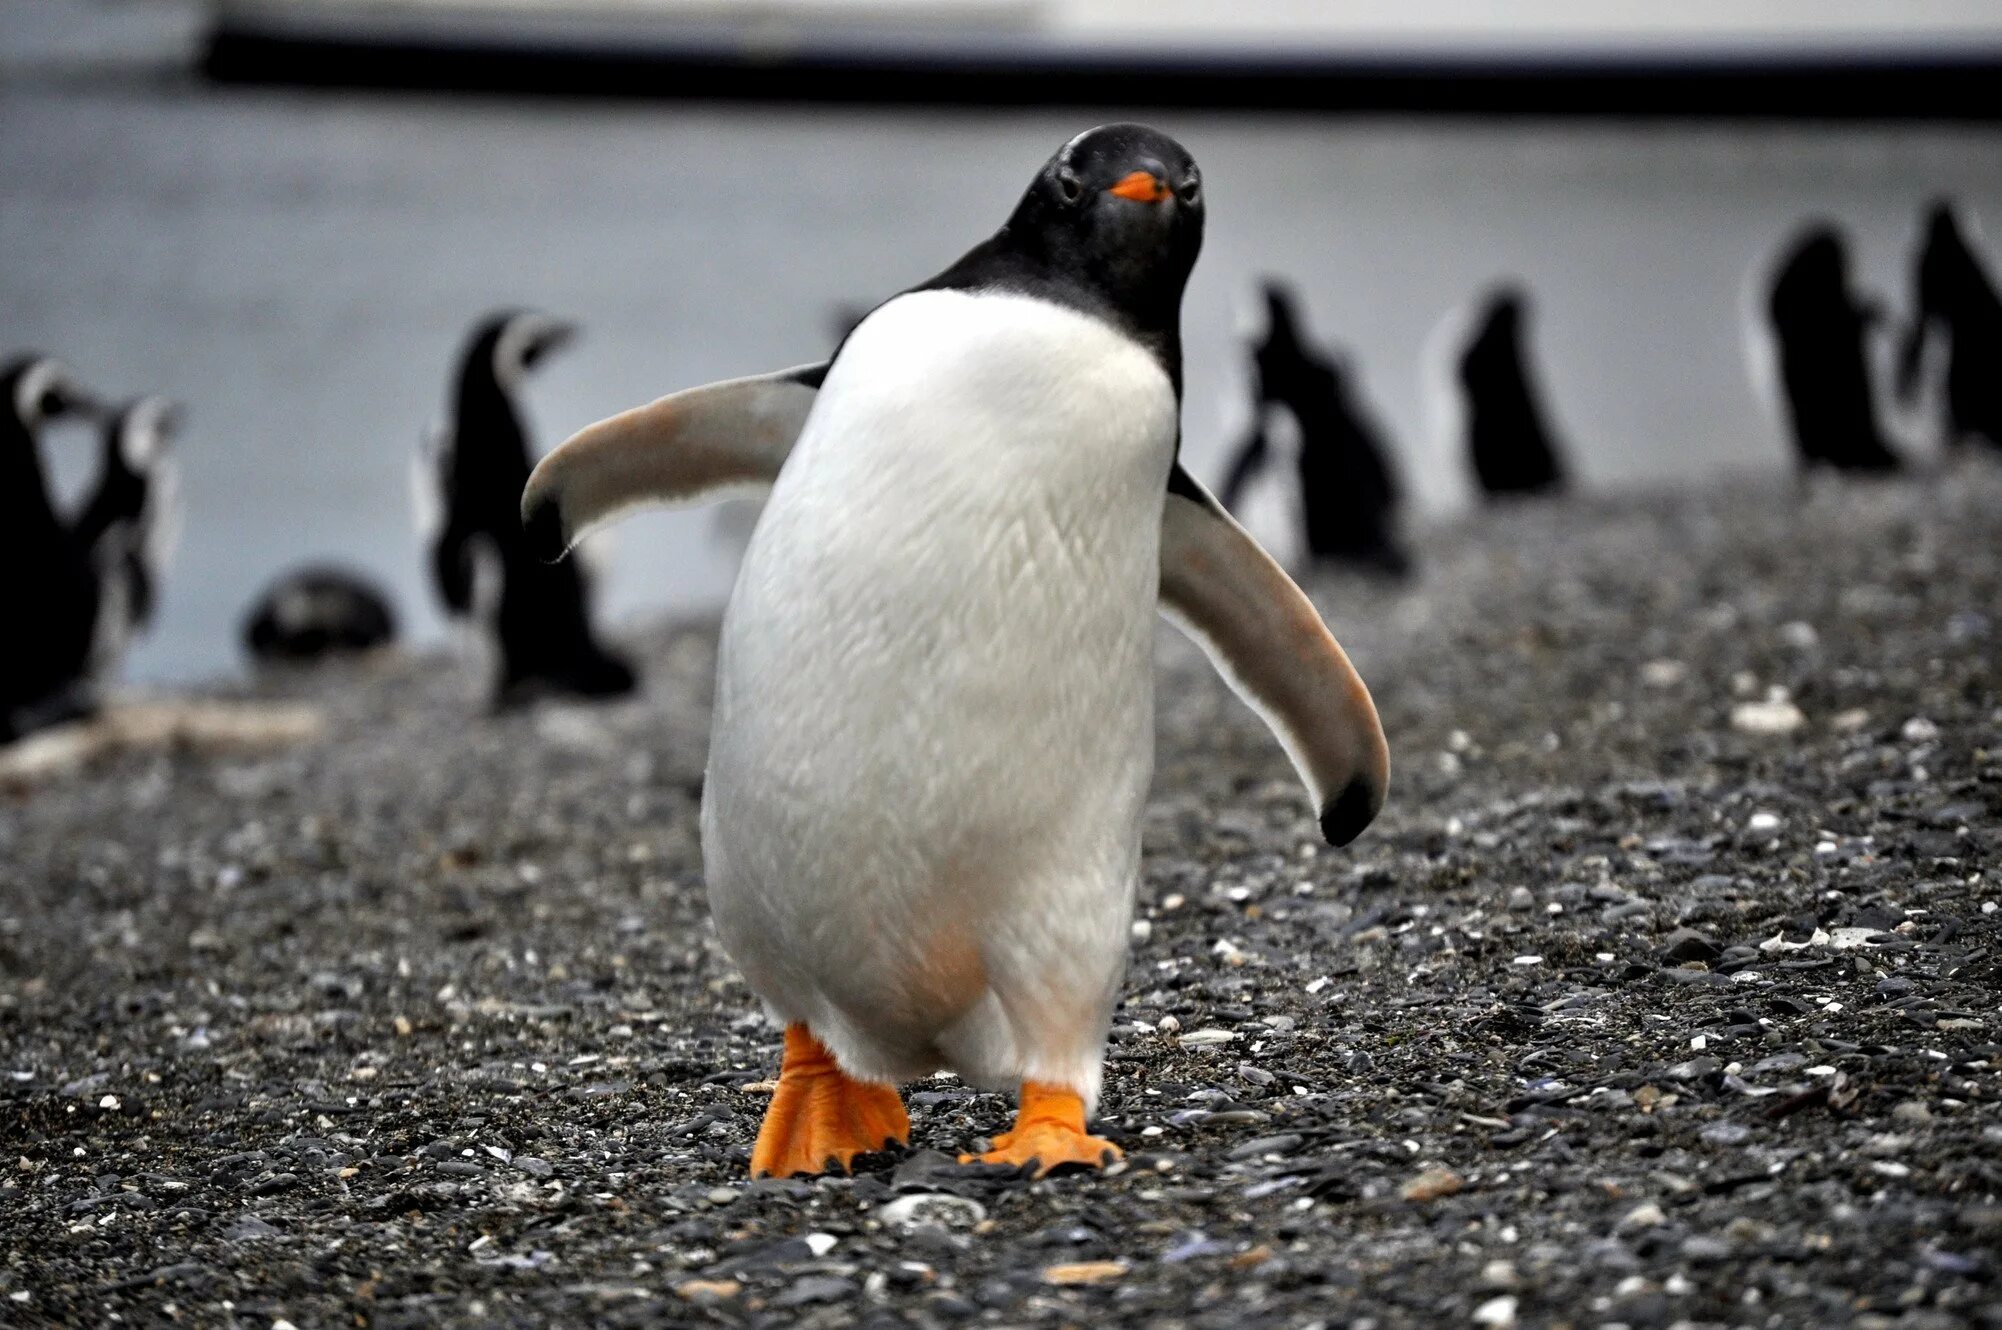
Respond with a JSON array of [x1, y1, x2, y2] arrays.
[[958, 1082, 1122, 1178], [749, 1024, 910, 1179]]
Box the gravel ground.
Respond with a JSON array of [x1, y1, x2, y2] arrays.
[[3, 465, 1999, 1329]]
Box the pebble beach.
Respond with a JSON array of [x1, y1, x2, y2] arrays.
[[2, 465, 1999, 1328]]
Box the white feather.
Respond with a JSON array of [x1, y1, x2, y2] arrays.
[[702, 289, 1178, 1108]]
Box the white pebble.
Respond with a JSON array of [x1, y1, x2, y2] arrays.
[[1747, 811, 1782, 833], [1732, 699, 1805, 735], [804, 1232, 837, 1257], [98, 1095, 120, 1111], [1511, 955, 1543, 966], [1639, 659, 1687, 688], [1902, 716, 1940, 742], [1472, 1293, 1519, 1327]]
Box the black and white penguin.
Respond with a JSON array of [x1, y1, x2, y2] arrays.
[[1, 355, 108, 742], [519, 125, 1390, 1179], [423, 310, 634, 708], [1764, 225, 1900, 473], [1897, 201, 2002, 454], [1217, 280, 1410, 576], [1457, 286, 1571, 497], [243, 566, 398, 663], [72, 397, 181, 678]]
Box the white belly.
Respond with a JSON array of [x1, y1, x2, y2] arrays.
[[702, 289, 1178, 1099]]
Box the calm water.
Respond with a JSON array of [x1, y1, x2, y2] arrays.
[[5, 74, 2000, 682]]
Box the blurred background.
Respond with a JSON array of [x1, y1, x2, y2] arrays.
[[6, 0, 2001, 685]]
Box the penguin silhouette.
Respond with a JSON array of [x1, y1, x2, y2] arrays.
[[1765, 225, 1900, 473], [72, 397, 180, 680], [1219, 281, 1409, 575], [2, 355, 110, 742], [1897, 202, 2002, 453], [1458, 287, 1570, 497], [423, 310, 635, 707], [245, 566, 398, 663]]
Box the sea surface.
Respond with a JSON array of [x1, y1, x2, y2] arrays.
[[5, 50, 2001, 682]]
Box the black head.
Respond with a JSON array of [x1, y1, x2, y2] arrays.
[[460, 310, 579, 395], [4, 355, 102, 433], [926, 124, 1204, 376]]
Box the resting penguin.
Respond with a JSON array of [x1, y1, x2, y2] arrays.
[[1, 355, 108, 742], [520, 124, 1389, 1178], [243, 566, 398, 663], [72, 397, 181, 679], [423, 310, 635, 707]]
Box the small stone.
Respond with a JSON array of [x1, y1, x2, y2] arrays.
[[1657, 928, 1721, 964], [675, 1280, 740, 1301], [1618, 1202, 1667, 1231], [1480, 1259, 1519, 1289], [706, 1187, 739, 1205], [1177, 1028, 1235, 1047], [1732, 699, 1805, 735], [1681, 1235, 1733, 1262], [878, 1194, 987, 1229], [1890, 1100, 1933, 1126], [1902, 716, 1940, 742], [1778, 621, 1818, 649], [1640, 659, 1687, 687], [1042, 1261, 1128, 1286], [1830, 707, 1871, 732], [1506, 886, 1536, 911], [1747, 811, 1782, 833], [773, 1276, 853, 1307], [1400, 1167, 1465, 1202], [1699, 1121, 1751, 1147], [1472, 1293, 1518, 1327]]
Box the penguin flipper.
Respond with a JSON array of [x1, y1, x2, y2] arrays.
[[1157, 466, 1389, 847], [521, 362, 827, 562]]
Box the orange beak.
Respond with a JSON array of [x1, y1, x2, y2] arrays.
[[1108, 170, 1171, 203]]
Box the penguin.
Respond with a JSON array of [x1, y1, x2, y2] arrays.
[[71, 397, 181, 679], [1, 355, 108, 743], [423, 310, 635, 708], [1217, 280, 1410, 576], [518, 124, 1389, 1178], [1763, 225, 1900, 473], [1896, 201, 2002, 453], [1457, 286, 1571, 497], [244, 566, 398, 663]]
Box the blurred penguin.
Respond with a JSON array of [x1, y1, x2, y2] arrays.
[[72, 397, 181, 680], [1218, 281, 1409, 576], [1897, 201, 2002, 454], [2, 356, 110, 741], [244, 566, 398, 663], [1457, 286, 1570, 497], [422, 310, 635, 707], [1764, 225, 1900, 473]]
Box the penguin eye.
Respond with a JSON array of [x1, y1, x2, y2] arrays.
[[1053, 167, 1084, 206], [1181, 175, 1201, 205]]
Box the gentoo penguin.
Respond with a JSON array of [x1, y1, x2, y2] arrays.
[[243, 566, 398, 663], [1897, 201, 2002, 453], [1457, 286, 1571, 497], [1217, 280, 1410, 576], [1764, 226, 1900, 473], [1, 355, 107, 742], [71, 397, 181, 678], [423, 310, 635, 707], [520, 125, 1388, 1178]]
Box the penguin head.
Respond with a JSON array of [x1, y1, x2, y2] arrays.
[[1004, 123, 1205, 324], [464, 310, 579, 394], [112, 396, 181, 474], [4, 355, 102, 432]]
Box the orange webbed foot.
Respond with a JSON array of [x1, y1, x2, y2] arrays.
[[959, 1081, 1122, 1177], [750, 1025, 910, 1179]]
